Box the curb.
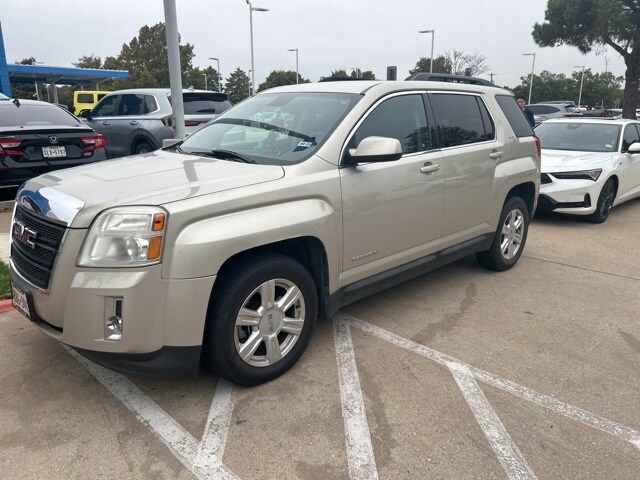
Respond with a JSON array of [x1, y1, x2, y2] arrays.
[[0, 299, 13, 314]]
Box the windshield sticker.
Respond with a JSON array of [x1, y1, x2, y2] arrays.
[[295, 140, 315, 151]]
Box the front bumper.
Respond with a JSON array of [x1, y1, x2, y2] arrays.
[[10, 229, 216, 378], [538, 174, 602, 215]]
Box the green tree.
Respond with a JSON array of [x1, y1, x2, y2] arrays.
[[320, 69, 349, 80], [348, 68, 376, 80], [183, 66, 221, 91], [224, 68, 251, 103], [257, 70, 309, 91], [533, 0, 640, 118], [102, 23, 198, 90], [73, 55, 102, 69], [11, 57, 37, 99], [409, 55, 453, 75]]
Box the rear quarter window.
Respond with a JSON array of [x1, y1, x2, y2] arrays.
[[76, 93, 94, 103], [495, 95, 534, 138]]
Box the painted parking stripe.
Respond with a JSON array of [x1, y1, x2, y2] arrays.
[[195, 378, 235, 468], [450, 363, 537, 479], [67, 347, 239, 480], [333, 317, 379, 480], [339, 313, 640, 451]]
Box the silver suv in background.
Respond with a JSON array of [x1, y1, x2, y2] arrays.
[[527, 102, 582, 124], [80, 89, 232, 157]]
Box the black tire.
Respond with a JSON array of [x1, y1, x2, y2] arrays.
[[587, 179, 616, 224], [476, 196, 530, 271], [204, 253, 318, 386], [134, 141, 153, 154]]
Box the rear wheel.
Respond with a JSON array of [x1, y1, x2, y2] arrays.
[[587, 179, 616, 224], [476, 196, 530, 271], [134, 141, 153, 154], [204, 253, 318, 386]]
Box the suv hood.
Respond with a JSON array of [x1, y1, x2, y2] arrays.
[[18, 150, 285, 228], [541, 149, 613, 170]]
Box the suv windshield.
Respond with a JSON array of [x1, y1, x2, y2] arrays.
[[535, 122, 621, 153], [178, 92, 361, 164]]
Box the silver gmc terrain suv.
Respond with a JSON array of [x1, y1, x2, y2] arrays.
[[10, 80, 540, 385]]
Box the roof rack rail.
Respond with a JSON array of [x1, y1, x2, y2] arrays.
[[405, 72, 494, 86]]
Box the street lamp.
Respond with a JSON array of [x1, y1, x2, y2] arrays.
[[575, 65, 586, 109], [287, 48, 299, 84], [203, 73, 208, 90], [349, 67, 360, 78], [246, 1, 269, 95], [418, 29, 435, 72], [209, 57, 221, 91], [523, 53, 536, 105]]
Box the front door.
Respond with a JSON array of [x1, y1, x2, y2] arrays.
[[85, 93, 119, 157], [340, 93, 445, 285], [430, 92, 502, 238]]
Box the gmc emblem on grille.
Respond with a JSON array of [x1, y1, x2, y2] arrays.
[[12, 221, 37, 249]]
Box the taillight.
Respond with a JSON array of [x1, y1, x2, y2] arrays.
[[0, 137, 22, 156], [161, 115, 173, 127], [81, 133, 107, 152], [533, 135, 541, 158]]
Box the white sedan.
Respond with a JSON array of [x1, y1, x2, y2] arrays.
[[535, 118, 640, 223]]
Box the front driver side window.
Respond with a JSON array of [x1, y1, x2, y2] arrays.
[[92, 95, 118, 117], [350, 94, 431, 154], [622, 124, 640, 152]]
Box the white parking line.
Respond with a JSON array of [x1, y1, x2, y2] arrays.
[[67, 347, 239, 480], [450, 363, 537, 480], [339, 313, 640, 451], [195, 378, 235, 469], [333, 317, 379, 480]]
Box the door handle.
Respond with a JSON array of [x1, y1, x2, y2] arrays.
[[420, 162, 440, 174], [489, 150, 503, 160], [130, 121, 139, 126], [101, 121, 110, 126]]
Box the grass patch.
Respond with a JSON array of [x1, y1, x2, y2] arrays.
[[0, 261, 10, 300]]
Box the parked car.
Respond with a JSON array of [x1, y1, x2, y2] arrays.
[[79, 89, 232, 158], [527, 102, 583, 124], [0, 99, 106, 190], [545, 100, 576, 107], [73, 90, 109, 116], [10, 80, 540, 385], [536, 118, 640, 222]]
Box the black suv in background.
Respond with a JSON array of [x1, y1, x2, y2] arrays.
[[0, 99, 107, 190]]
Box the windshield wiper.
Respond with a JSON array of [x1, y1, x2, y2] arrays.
[[209, 149, 256, 163], [215, 118, 314, 142]]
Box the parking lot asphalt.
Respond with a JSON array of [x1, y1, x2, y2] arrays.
[[1, 201, 639, 480]]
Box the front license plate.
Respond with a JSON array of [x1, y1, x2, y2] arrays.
[[11, 286, 30, 318], [42, 146, 66, 158]]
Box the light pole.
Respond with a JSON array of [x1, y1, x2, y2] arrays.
[[246, 1, 269, 95], [523, 53, 536, 105], [203, 73, 208, 90], [419, 29, 435, 72], [287, 48, 299, 83], [575, 65, 586, 109], [209, 57, 221, 91], [162, 0, 185, 139]]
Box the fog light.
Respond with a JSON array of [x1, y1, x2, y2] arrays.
[[104, 297, 123, 341]]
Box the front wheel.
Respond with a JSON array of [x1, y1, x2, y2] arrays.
[[204, 253, 318, 386], [587, 179, 616, 224], [476, 196, 530, 271]]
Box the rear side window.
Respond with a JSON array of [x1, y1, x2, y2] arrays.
[[181, 93, 232, 115], [143, 95, 158, 114], [0, 104, 80, 127], [76, 93, 94, 103], [622, 124, 640, 151], [116, 94, 144, 116], [495, 95, 534, 138], [351, 94, 432, 154], [430, 93, 488, 147]]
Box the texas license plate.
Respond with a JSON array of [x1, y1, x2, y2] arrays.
[[11, 286, 30, 318], [42, 146, 66, 158]]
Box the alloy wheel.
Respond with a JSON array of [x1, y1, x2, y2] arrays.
[[500, 208, 525, 260], [234, 278, 306, 367]]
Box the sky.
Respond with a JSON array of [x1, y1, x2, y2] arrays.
[[0, 0, 628, 89]]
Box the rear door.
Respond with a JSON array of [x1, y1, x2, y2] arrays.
[[430, 91, 502, 239], [85, 93, 119, 156]]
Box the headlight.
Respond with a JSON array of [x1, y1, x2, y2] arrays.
[[78, 206, 167, 267], [550, 169, 602, 181]]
